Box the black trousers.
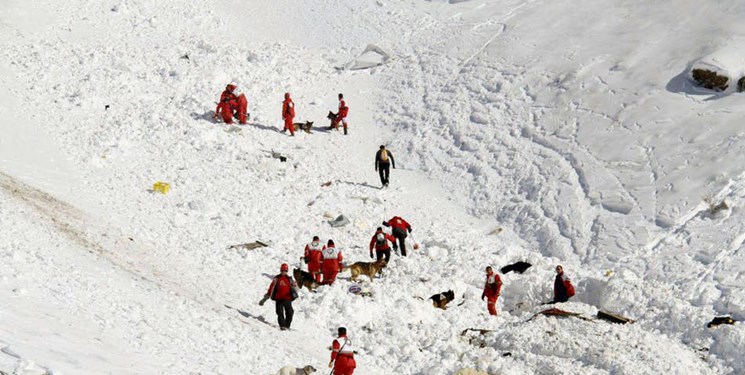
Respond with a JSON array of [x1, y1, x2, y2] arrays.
[[392, 228, 407, 256], [275, 300, 294, 328], [378, 162, 390, 186], [375, 248, 391, 263]]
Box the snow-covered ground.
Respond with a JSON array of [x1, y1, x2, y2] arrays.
[[1, 0, 744, 374]]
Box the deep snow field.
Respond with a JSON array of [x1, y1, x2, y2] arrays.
[[1, 0, 744, 374]]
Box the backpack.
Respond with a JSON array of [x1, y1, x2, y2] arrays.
[[565, 279, 575, 298], [376, 233, 386, 246]]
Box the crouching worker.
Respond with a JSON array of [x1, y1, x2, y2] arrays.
[[258, 263, 298, 330], [213, 84, 249, 124], [329, 327, 356, 375]]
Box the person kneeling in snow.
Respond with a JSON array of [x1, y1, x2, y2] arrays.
[[259, 263, 298, 330], [213, 84, 249, 124], [321, 239, 343, 285], [482, 266, 502, 316], [553, 265, 575, 303]]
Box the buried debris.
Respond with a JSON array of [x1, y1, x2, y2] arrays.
[[460, 328, 494, 349], [328, 214, 350, 228], [348, 283, 373, 297], [707, 316, 737, 328], [152, 181, 171, 194], [691, 69, 729, 91], [597, 310, 635, 324], [454, 369, 489, 375], [528, 308, 593, 322], [228, 241, 270, 251], [501, 261, 532, 274]]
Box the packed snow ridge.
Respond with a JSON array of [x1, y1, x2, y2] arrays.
[[1, 0, 744, 374]]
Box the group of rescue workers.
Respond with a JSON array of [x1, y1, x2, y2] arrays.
[[217, 83, 576, 374], [212, 84, 350, 136]]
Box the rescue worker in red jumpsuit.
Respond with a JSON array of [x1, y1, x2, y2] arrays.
[[281, 92, 295, 136], [259, 263, 298, 330], [482, 266, 502, 316], [213, 84, 248, 124], [382, 216, 412, 256], [553, 265, 575, 303], [321, 239, 343, 285], [369, 227, 397, 263], [335, 93, 349, 135], [329, 327, 356, 375], [304, 236, 325, 283]]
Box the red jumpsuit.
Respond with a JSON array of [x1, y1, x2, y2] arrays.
[[336, 98, 349, 133], [321, 245, 343, 285], [331, 335, 356, 375], [282, 94, 295, 135], [215, 100, 234, 124], [304, 242, 325, 283], [483, 271, 502, 316]]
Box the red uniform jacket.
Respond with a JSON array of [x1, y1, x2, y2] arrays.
[[266, 274, 297, 301], [554, 272, 575, 300], [484, 272, 502, 298], [338, 99, 349, 118], [384, 216, 411, 232], [331, 335, 355, 366], [282, 99, 295, 119], [369, 231, 396, 252], [304, 243, 325, 270], [321, 245, 343, 272], [220, 89, 238, 104]]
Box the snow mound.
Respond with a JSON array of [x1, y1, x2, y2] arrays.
[[347, 44, 392, 70], [690, 41, 745, 93]]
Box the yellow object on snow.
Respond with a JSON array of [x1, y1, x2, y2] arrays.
[[153, 182, 170, 194]]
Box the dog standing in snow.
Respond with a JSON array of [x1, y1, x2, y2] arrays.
[[275, 365, 317, 375]]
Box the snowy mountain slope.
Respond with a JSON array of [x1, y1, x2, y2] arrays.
[[1, 0, 744, 374]]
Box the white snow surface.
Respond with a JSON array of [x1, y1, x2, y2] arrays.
[[1, 0, 744, 374]]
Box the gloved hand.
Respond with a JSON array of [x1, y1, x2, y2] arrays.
[[408, 228, 412, 233], [303, 256, 309, 264], [258, 295, 269, 306], [481, 293, 485, 301], [369, 252, 374, 259], [382, 221, 387, 226]]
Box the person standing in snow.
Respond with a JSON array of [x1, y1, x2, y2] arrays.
[[281, 92, 296, 136], [482, 266, 502, 316], [259, 263, 298, 330], [304, 236, 325, 283], [321, 239, 343, 285], [553, 265, 575, 303], [329, 327, 356, 375], [382, 216, 412, 256], [335, 93, 349, 135], [369, 227, 397, 263], [374, 145, 395, 187]]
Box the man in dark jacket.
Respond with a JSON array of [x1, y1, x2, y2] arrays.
[[259, 263, 299, 330], [382, 216, 412, 256], [553, 265, 575, 303], [375, 145, 395, 187]]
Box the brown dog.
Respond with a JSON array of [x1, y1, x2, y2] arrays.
[[347, 260, 387, 282], [293, 268, 319, 291], [292, 121, 314, 133], [429, 290, 455, 310]]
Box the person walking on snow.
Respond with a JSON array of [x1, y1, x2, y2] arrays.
[[258, 263, 298, 330], [482, 266, 502, 316], [553, 265, 575, 303], [329, 327, 356, 375], [375, 145, 395, 187], [321, 239, 343, 285], [369, 227, 396, 263], [383, 216, 412, 256], [281, 92, 296, 136], [335, 93, 349, 135], [304, 236, 325, 283]]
